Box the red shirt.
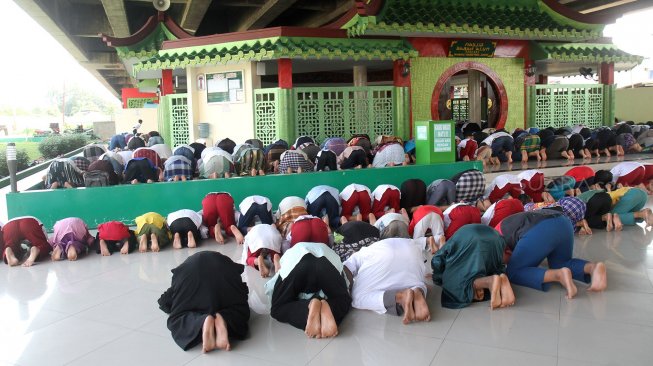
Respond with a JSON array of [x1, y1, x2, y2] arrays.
[[98, 221, 131, 241], [564, 166, 595, 183]]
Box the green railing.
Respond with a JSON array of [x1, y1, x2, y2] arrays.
[[254, 86, 407, 145], [7, 161, 482, 229], [532, 84, 605, 129], [294, 86, 395, 144]]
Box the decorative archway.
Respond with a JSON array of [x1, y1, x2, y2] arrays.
[[431, 61, 509, 130]]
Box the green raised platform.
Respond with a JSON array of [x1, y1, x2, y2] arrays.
[[6, 161, 482, 229]]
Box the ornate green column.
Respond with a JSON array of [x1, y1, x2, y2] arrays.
[[276, 88, 295, 143], [394, 86, 410, 140]]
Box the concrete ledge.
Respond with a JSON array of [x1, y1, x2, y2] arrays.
[[7, 161, 482, 229]]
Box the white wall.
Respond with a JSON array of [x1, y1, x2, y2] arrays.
[[187, 62, 261, 146], [114, 107, 159, 135]]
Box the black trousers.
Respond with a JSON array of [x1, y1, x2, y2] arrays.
[[315, 150, 337, 171], [568, 134, 584, 155], [169, 218, 201, 247], [400, 179, 426, 212], [341, 149, 368, 169], [123, 159, 158, 183], [237, 203, 274, 233], [271, 255, 351, 331], [307, 192, 341, 228], [585, 192, 613, 229], [93, 232, 136, 254]]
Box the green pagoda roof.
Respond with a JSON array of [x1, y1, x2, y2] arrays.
[[340, 0, 604, 41], [535, 43, 644, 64], [134, 36, 417, 74]]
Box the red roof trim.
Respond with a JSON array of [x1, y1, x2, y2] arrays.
[[161, 26, 349, 50], [101, 12, 193, 48]]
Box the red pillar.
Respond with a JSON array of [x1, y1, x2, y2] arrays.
[[393, 60, 410, 87], [600, 62, 614, 85], [524, 59, 536, 129], [161, 70, 174, 96], [278, 58, 293, 89], [537, 74, 548, 85]]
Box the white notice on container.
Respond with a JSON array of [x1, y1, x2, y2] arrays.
[[433, 124, 451, 152], [416, 126, 427, 140]]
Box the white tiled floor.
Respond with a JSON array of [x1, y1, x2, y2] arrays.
[[3, 205, 653, 365]]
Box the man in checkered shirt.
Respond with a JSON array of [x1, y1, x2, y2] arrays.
[[164, 156, 194, 181], [452, 169, 486, 203], [279, 149, 314, 174]]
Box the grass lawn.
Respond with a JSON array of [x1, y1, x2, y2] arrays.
[[0, 142, 41, 161]]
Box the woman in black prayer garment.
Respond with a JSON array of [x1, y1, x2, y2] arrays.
[[158, 251, 250, 352]]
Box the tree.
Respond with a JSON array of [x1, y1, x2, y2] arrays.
[[47, 83, 117, 117]]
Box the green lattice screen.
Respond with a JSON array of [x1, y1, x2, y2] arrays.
[[534, 85, 604, 129], [127, 97, 157, 109], [167, 94, 189, 147], [451, 98, 469, 122], [254, 89, 280, 145], [294, 87, 394, 144]]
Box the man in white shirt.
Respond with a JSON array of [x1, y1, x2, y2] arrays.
[[344, 237, 430, 324]]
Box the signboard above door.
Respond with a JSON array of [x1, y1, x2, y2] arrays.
[[448, 40, 497, 58]]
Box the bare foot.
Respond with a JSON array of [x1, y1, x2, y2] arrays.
[[214, 225, 225, 244], [320, 300, 339, 337], [150, 234, 160, 252], [340, 216, 348, 225], [305, 298, 322, 338], [131, 179, 139, 184], [368, 213, 377, 225], [587, 262, 607, 292], [396, 288, 415, 324], [612, 214, 623, 231], [499, 274, 515, 307], [356, 213, 363, 222], [187, 232, 197, 248], [214, 313, 231, 350], [250, 168, 257, 177], [558, 268, 578, 299], [231, 226, 245, 244], [258, 255, 270, 278], [138, 235, 148, 253], [258, 169, 266, 176], [645, 208, 653, 228], [202, 315, 216, 353], [4, 247, 19, 266], [22, 247, 40, 267], [605, 213, 613, 232], [51, 246, 63, 261], [67, 246, 78, 261], [100, 240, 111, 256], [489, 275, 502, 309], [120, 241, 130, 255], [64, 182, 74, 188], [412, 288, 431, 322], [173, 233, 182, 249]]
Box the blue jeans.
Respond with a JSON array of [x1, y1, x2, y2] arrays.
[[507, 216, 589, 291]]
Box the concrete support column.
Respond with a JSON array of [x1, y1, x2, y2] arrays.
[[353, 65, 368, 86], [468, 69, 482, 123]]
